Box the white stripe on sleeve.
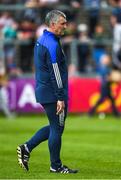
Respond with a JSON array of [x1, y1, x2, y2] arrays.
[[52, 63, 63, 88]]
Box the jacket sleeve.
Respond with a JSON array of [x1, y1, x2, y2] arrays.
[[47, 41, 65, 101]]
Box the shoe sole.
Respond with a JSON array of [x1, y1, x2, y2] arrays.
[[17, 146, 28, 171], [50, 170, 78, 174]]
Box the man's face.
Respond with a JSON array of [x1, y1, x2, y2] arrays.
[[53, 16, 67, 36]]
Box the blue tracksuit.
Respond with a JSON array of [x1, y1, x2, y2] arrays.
[[34, 29, 68, 103], [26, 30, 68, 169]]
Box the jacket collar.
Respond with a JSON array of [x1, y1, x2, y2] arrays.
[[43, 29, 60, 40]]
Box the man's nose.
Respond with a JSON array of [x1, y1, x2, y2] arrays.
[[64, 23, 67, 29]]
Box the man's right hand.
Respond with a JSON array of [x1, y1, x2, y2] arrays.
[[56, 100, 65, 115]]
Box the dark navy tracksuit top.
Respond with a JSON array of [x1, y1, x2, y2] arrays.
[[34, 29, 68, 104]]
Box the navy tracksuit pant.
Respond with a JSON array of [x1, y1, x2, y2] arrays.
[[26, 102, 67, 169]]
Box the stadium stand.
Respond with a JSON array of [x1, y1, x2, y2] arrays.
[[0, 0, 114, 76]]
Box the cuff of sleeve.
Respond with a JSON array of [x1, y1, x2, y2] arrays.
[[57, 88, 64, 101]]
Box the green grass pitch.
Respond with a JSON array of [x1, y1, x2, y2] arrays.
[[0, 113, 121, 179]]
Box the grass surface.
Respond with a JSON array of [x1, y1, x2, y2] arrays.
[[0, 114, 121, 179]]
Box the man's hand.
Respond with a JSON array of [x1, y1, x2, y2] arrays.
[[56, 100, 65, 115]]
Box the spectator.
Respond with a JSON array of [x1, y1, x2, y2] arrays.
[[16, 0, 41, 25], [83, 0, 101, 37], [110, 0, 121, 68], [58, 0, 81, 22], [17, 18, 36, 72], [0, 0, 16, 4], [92, 24, 108, 72], [62, 21, 77, 65], [24, 0, 41, 25], [77, 23, 90, 73], [17, 0, 27, 4], [2, 21, 18, 74], [0, 12, 14, 30]]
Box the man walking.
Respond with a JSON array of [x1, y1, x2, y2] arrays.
[[17, 10, 78, 174], [89, 54, 120, 117]]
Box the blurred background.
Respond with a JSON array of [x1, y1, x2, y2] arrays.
[[1, 2, 121, 178], [0, 0, 121, 117]]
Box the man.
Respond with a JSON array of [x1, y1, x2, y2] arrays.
[[17, 10, 78, 174], [89, 54, 120, 117]]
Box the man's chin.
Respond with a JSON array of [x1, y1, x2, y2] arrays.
[[57, 33, 64, 37], [61, 31, 65, 35]]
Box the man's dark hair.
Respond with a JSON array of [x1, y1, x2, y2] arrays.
[[45, 10, 66, 26]]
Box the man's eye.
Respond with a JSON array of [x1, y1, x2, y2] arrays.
[[61, 22, 67, 25]]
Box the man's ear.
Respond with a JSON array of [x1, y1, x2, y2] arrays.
[[50, 22, 56, 28]]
